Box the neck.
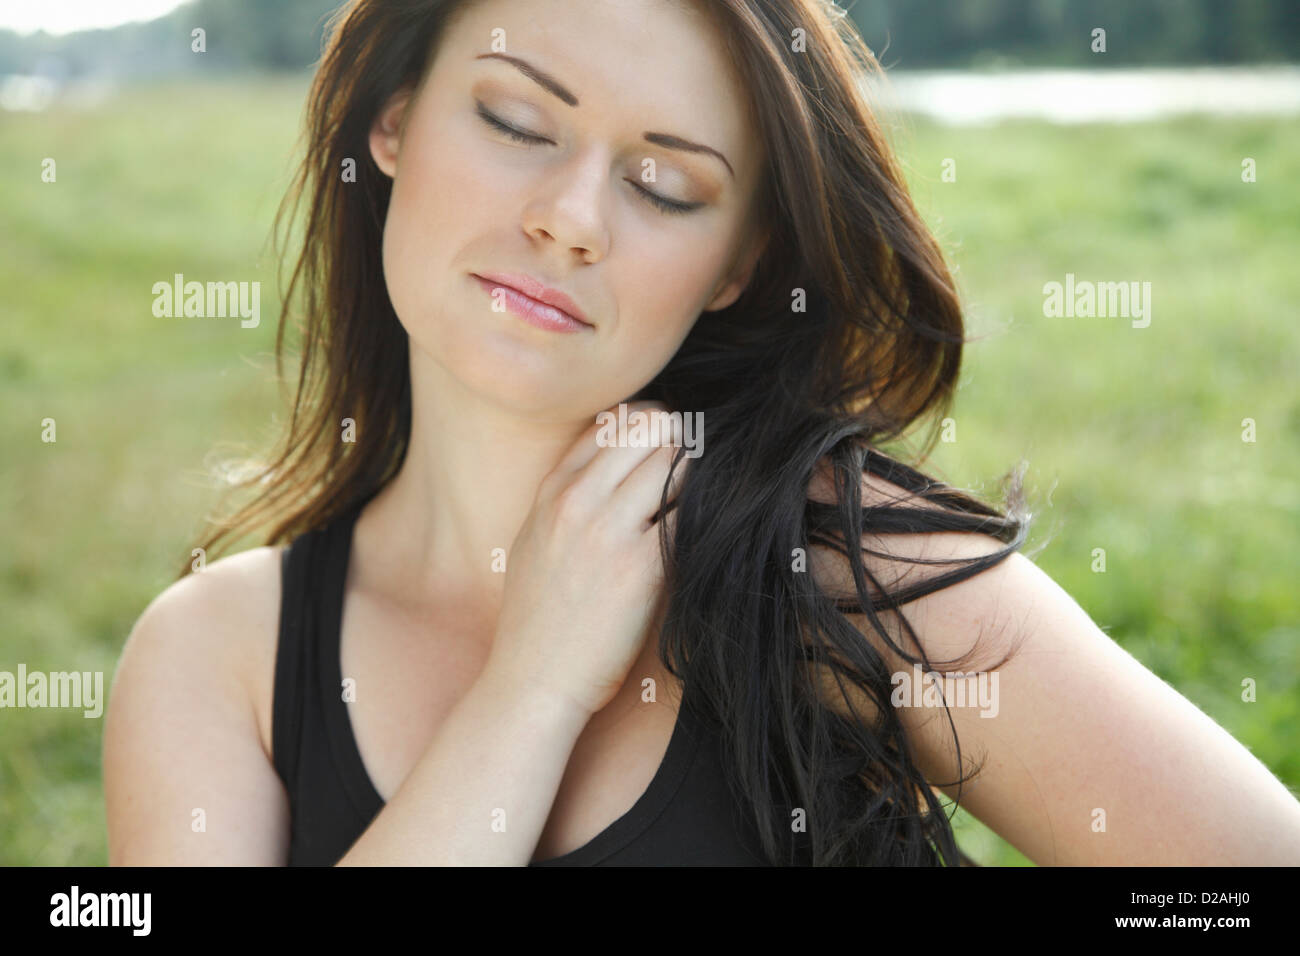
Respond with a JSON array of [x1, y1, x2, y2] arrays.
[[354, 344, 599, 617]]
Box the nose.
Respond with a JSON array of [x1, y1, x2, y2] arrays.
[[521, 148, 611, 264]]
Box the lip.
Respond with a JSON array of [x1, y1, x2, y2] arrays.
[[472, 271, 594, 332]]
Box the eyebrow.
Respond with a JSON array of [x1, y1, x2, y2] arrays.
[[474, 52, 735, 178]]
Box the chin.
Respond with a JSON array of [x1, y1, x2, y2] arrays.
[[438, 330, 591, 414]]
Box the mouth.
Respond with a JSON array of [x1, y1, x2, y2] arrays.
[[471, 272, 594, 333]]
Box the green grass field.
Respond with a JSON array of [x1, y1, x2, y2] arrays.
[[2, 74, 1296, 866]]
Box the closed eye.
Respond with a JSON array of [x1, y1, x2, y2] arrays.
[[474, 102, 702, 216], [476, 101, 550, 146]]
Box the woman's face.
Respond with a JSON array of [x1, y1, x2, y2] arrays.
[[370, 0, 768, 419]]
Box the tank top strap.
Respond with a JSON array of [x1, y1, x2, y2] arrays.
[[272, 499, 374, 804], [272, 528, 314, 792]]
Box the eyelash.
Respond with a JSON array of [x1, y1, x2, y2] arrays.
[[474, 103, 700, 216]]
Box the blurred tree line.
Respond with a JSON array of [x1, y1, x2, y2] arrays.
[[849, 0, 1300, 67], [1, 0, 1296, 77], [0, 0, 341, 78]]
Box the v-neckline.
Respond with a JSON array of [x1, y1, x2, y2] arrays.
[[318, 499, 701, 865]]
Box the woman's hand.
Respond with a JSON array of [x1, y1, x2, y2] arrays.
[[484, 400, 689, 717]]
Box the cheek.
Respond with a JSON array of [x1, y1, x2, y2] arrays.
[[613, 240, 726, 354], [382, 130, 480, 321]]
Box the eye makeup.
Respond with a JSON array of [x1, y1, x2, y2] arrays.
[[473, 99, 707, 217]]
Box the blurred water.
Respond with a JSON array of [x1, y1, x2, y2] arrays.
[[870, 66, 1300, 124], [7, 65, 1300, 122]]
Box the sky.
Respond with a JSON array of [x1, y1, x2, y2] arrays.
[[0, 0, 191, 35]]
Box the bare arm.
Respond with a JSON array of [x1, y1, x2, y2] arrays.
[[336, 655, 591, 866], [105, 549, 291, 865], [892, 546, 1300, 865], [800, 463, 1300, 868], [809, 467, 1300, 865]]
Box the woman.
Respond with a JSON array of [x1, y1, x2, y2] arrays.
[[103, 0, 1300, 865]]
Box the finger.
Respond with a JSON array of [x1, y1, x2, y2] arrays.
[[615, 443, 690, 531], [648, 489, 682, 560], [548, 400, 668, 481], [653, 443, 691, 516], [571, 406, 681, 499]]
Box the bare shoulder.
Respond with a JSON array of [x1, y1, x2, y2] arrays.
[[806, 453, 1017, 613], [805, 456, 1300, 864], [121, 545, 285, 747], [104, 544, 289, 864], [804, 452, 1039, 743]]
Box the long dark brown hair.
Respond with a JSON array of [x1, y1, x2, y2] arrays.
[[179, 0, 1034, 865]]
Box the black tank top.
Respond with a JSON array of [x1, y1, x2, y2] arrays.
[[272, 499, 773, 866]]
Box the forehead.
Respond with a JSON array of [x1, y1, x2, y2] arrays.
[[442, 0, 763, 180]]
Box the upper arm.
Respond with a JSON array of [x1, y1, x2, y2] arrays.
[[809, 464, 1300, 865], [103, 547, 290, 865]]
